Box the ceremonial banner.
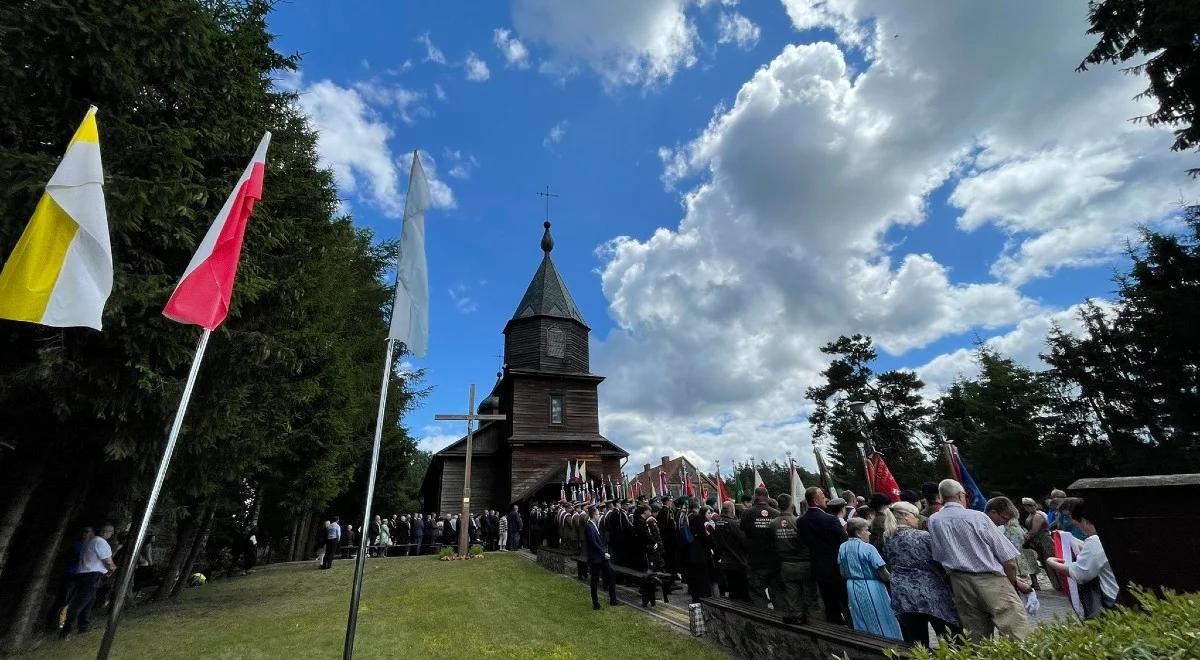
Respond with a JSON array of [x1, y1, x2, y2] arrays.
[[866, 452, 900, 502], [163, 132, 271, 329], [658, 468, 668, 497], [716, 464, 729, 504], [814, 450, 840, 499], [789, 456, 805, 511], [949, 445, 987, 510], [0, 107, 111, 329], [387, 153, 431, 356], [752, 465, 766, 490]]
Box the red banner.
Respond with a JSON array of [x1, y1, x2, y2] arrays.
[[866, 452, 901, 502]]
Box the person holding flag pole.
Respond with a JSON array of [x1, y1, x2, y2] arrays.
[[97, 132, 271, 660], [341, 150, 430, 660]]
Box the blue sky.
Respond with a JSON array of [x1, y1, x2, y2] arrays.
[[268, 1, 1195, 475]]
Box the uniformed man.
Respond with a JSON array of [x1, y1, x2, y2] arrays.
[[711, 500, 752, 603], [770, 493, 822, 624], [739, 486, 781, 609], [656, 497, 679, 578]]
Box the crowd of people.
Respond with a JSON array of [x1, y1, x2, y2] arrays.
[[308, 478, 1116, 647], [314, 506, 530, 565], [523, 479, 1117, 647]]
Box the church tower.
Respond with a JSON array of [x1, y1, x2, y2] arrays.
[[420, 221, 627, 514]]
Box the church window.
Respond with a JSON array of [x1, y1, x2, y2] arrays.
[[546, 325, 566, 357], [550, 395, 564, 425]]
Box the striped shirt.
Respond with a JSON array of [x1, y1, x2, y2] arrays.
[[927, 502, 1017, 575]]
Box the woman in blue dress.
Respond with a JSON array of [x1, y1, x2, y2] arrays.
[[839, 517, 903, 641]]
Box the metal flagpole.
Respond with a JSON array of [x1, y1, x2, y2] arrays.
[[98, 328, 212, 660], [343, 337, 396, 660]]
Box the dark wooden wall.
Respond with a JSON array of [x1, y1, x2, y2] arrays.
[[511, 377, 599, 437], [437, 456, 501, 515], [509, 447, 622, 503], [505, 316, 590, 374]]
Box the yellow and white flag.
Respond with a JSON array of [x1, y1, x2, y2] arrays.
[[0, 106, 111, 329]]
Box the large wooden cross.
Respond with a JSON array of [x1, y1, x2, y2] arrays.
[[434, 383, 507, 555]]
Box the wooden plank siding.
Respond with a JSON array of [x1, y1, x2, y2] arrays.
[[436, 456, 502, 515], [509, 446, 622, 502], [511, 378, 599, 436], [504, 316, 590, 374]]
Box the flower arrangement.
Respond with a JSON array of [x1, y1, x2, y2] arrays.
[[436, 545, 487, 561]]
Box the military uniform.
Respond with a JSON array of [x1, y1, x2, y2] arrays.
[[770, 511, 822, 624], [712, 514, 752, 603], [739, 499, 781, 609]]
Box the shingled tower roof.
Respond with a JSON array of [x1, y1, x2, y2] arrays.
[[511, 221, 587, 326]]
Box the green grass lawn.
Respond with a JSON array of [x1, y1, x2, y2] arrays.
[[20, 553, 728, 659]]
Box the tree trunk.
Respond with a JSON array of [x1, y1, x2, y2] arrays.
[[0, 479, 86, 653], [245, 486, 264, 529], [169, 507, 215, 600], [287, 515, 300, 562], [151, 504, 206, 602], [0, 463, 46, 584]]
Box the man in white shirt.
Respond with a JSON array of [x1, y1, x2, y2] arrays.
[[322, 516, 341, 569], [1046, 497, 1119, 616], [61, 523, 116, 637], [928, 480, 1031, 642]]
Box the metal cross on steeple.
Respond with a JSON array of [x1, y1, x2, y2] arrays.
[[536, 184, 558, 221]]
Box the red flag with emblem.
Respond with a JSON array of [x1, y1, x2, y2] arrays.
[[866, 451, 901, 502]]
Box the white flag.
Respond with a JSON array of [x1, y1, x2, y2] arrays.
[[790, 457, 805, 515], [388, 152, 431, 355]]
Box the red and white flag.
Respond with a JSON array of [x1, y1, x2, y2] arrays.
[[753, 465, 766, 491], [1054, 530, 1085, 618], [163, 133, 270, 329]]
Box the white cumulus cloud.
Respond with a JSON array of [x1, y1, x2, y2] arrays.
[[592, 1, 1194, 473], [418, 32, 446, 64], [291, 75, 455, 216], [717, 12, 759, 50], [464, 51, 491, 82], [511, 0, 699, 88], [493, 28, 531, 69], [544, 120, 568, 148]]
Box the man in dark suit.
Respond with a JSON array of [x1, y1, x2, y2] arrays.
[[794, 486, 849, 625], [584, 505, 620, 609], [505, 506, 523, 550]]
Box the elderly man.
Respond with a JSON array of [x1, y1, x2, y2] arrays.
[[928, 479, 1031, 642]]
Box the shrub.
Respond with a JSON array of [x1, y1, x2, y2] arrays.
[[896, 588, 1200, 660], [437, 547, 454, 560], [469, 544, 484, 557]]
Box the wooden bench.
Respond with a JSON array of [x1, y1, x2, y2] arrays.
[[700, 596, 910, 659], [610, 564, 678, 604]]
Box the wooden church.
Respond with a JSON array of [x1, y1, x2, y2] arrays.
[[419, 221, 628, 514]]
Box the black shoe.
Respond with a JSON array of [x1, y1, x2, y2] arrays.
[[610, 601, 622, 607], [593, 603, 602, 610]]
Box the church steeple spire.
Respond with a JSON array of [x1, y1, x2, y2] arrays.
[[511, 221, 586, 326], [540, 221, 554, 254]]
